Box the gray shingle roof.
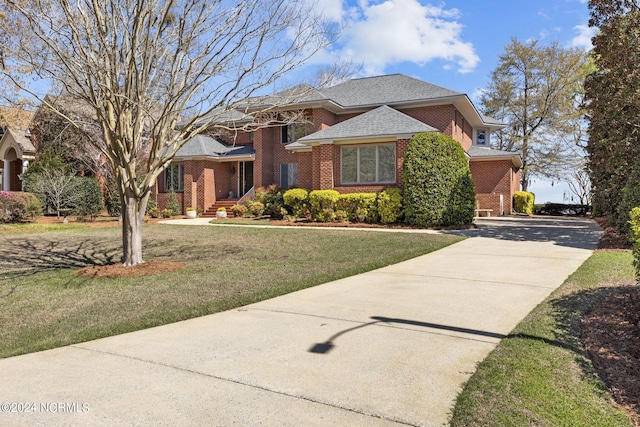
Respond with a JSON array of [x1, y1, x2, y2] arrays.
[[467, 146, 522, 158], [175, 135, 254, 159], [296, 105, 437, 143], [311, 74, 462, 108]]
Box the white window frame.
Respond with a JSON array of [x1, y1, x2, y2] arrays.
[[340, 143, 396, 185]]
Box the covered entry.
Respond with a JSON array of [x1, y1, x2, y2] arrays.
[[0, 128, 36, 191]]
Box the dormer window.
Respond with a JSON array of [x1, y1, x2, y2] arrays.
[[476, 129, 487, 145]]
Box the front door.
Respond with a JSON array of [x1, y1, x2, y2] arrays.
[[238, 161, 253, 197]]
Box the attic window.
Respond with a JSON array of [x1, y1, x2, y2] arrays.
[[476, 129, 487, 145]]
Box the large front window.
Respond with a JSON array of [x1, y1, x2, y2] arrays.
[[165, 163, 184, 192], [341, 144, 396, 184]]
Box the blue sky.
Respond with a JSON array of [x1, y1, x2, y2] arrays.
[[308, 0, 593, 202]]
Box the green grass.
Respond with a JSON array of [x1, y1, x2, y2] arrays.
[[450, 251, 635, 427], [0, 224, 462, 358]]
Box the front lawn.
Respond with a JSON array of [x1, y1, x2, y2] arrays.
[[450, 250, 635, 426], [0, 224, 461, 358]]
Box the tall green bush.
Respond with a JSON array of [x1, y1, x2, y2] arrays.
[[376, 188, 403, 224], [514, 191, 535, 215], [403, 132, 475, 227], [614, 164, 640, 241], [283, 188, 309, 218], [629, 207, 640, 283], [74, 177, 104, 220], [309, 190, 340, 222]]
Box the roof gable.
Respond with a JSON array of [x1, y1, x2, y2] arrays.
[[296, 105, 437, 143]]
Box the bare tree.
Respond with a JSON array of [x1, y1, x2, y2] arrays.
[[1, 0, 338, 265], [481, 38, 589, 191]]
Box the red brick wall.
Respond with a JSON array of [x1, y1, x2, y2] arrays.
[[318, 144, 335, 189], [400, 105, 472, 150], [297, 152, 313, 189], [469, 159, 516, 215]]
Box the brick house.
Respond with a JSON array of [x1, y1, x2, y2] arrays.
[[154, 74, 522, 216]]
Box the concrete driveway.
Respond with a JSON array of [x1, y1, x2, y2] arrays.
[[0, 216, 601, 426]]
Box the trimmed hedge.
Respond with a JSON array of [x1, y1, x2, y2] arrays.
[[309, 190, 340, 222], [336, 193, 377, 222], [403, 132, 475, 227], [377, 188, 403, 224], [514, 191, 535, 215], [283, 188, 309, 218]]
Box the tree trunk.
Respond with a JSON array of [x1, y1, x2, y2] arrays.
[[121, 190, 149, 266]]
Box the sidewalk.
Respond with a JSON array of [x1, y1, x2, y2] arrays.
[[0, 216, 602, 426]]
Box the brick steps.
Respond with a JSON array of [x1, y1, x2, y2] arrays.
[[203, 199, 239, 217]]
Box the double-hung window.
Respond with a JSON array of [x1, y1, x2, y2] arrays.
[[165, 163, 184, 192], [340, 143, 396, 184]]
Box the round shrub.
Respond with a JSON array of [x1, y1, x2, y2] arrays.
[[230, 204, 247, 217], [309, 190, 340, 222], [283, 188, 309, 218], [513, 191, 535, 215], [403, 132, 475, 227], [0, 191, 42, 223]]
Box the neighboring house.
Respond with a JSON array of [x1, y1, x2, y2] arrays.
[[0, 127, 36, 191], [154, 74, 522, 216]]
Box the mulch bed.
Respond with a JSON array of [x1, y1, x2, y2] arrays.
[[75, 261, 187, 278], [582, 217, 639, 425]]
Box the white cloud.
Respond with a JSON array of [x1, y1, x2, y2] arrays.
[[324, 0, 479, 75], [570, 24, 594, 50], [313, 0, 345, 22]]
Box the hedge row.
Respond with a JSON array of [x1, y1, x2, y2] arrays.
[[282, 188, 403, 224]]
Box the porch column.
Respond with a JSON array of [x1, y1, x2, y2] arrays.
[[21, 160, 29, 191], [2, 160, 9, 192]]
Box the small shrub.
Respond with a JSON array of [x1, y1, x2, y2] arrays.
[[166, 191, 180, 216], [161, 208, 172, 218], [283, 188, 309, 218], [309, 190, 340, 222], [147, 207, 160, 218], [376, 188, 403, 224], [629, 207, 640, 283], [336, 193, 377, 222], [146, 198, 157, 215], [74, 177, 104, 221], [246, 201, 265, 216], [230, 204, 247, 217], [256, 185, 287, 219], [514, 191, 535, 215], [0, 191, 42, 223]]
